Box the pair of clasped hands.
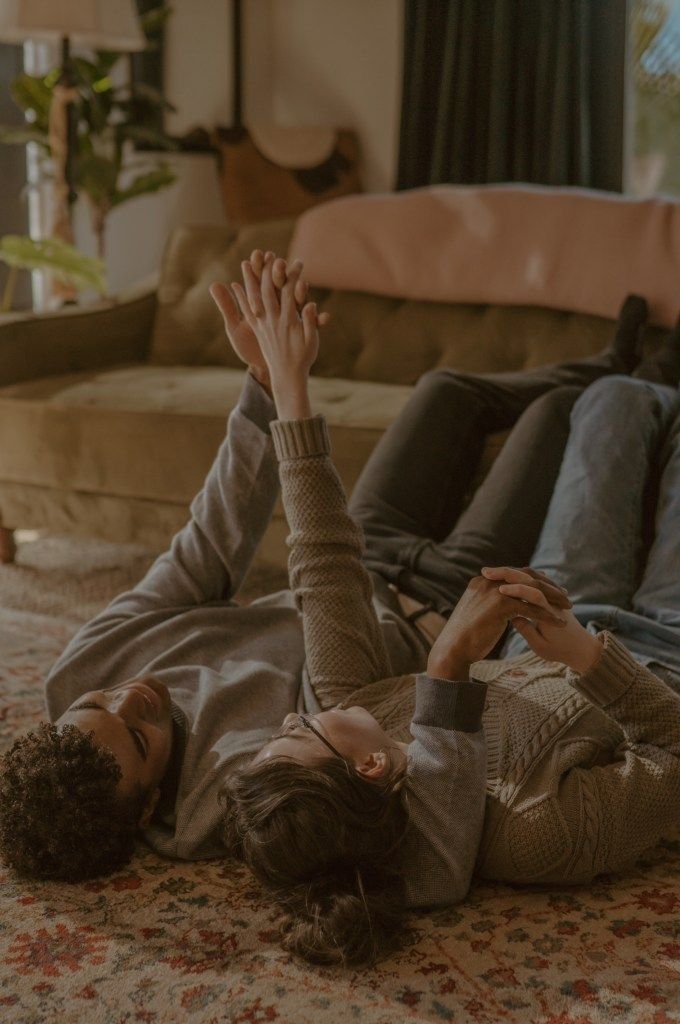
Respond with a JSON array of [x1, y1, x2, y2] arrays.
[[210, 249, 325, 423], [210, 251, 602, 681]]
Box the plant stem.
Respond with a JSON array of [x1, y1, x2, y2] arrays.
[[94, 208, 107, 263], [1, 265, 18, 312]]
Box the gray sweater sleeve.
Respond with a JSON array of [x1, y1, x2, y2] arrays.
[[106, 372, 279, 612], [43, 374, 280, 706], [402, 673, 488, 908]]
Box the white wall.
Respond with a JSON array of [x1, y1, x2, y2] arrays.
[[252, 0, 404, 193], [72, 152, 226, 296], [165, 0, 235, 133], [90, 0, 404, 293]]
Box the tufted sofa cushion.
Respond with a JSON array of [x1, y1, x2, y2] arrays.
[[0, 365, 414, 506], [148, 222, 666, 382]]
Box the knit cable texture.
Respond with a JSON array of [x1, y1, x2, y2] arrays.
[[270, 416, 680, 888]]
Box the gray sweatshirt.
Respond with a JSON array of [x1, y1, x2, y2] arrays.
[[44, 373, 488, 907]]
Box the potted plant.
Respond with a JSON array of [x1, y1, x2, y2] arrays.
[[0, 4, 177, 263]]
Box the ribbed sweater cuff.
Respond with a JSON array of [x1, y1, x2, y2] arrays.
[[413, 674, 488, 733], [271, 415, 330, 461], [566, 631, 640, 707]]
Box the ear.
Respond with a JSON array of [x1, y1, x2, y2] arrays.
[[138, 786, 161, 828], [355, 751, 391, 782]]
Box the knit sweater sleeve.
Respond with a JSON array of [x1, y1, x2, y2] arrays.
[[270, 415, 393, 709], [402, 673, 488, 908], [555, 630, 680, 881]]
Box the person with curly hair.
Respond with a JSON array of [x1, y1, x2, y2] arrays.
[[0, 723, 148, 881], [1, 249, 672, 932]]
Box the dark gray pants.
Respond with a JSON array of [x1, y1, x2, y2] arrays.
[[349, 354, 628, 617]]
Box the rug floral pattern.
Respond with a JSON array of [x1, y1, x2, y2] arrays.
[[0, 544, 679, 1023]]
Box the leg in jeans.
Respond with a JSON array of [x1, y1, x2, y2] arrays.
[[350, 354, 629, 612], [523, 376, 679, 605], [634, 407, 680, 627]]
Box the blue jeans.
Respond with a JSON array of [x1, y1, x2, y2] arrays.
[[501, 376, 680, 693], [353, 355, 628, 615]]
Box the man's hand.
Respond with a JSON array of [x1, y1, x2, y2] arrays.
[[481, 566, 602, 674], [209, 249, 330, 395], [427, 571, 569, 680], [481, 565, 572, 610]]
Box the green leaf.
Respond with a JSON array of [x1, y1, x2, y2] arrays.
[[111, 164, 176, 206], [0, 235, 107, 293], [80, 89, 113, 136], [77, 153, 119, 205], [119, 81, 177, 112], [93, 51, 121, 75], [43, 67, 61, 90], [10, 74, 52, 131], [92, 76, 113, 94], [72, 57, 102, 85], [140, 5, 173, 37], [0, 125, 49, 147]]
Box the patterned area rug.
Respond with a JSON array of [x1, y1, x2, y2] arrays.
[[0, 532, 678, 1024]]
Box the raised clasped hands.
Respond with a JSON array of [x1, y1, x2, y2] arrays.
[[210, 250, 329, 418], [427, 566, 602, 680]]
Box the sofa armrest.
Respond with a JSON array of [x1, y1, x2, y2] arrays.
[[0, 277, 157, 387]]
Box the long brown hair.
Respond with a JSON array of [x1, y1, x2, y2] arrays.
[[220, 754, 412, 966]]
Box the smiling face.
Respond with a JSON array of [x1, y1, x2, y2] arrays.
[[55, 675, 174, 825], [253, 705, 408, 783]]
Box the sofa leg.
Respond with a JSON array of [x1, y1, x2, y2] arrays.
[[0, 526, 16, 564]]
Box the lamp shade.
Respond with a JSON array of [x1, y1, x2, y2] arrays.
[[0, 0, 146, 50]]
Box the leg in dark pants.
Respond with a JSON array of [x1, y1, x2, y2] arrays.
[[350, 355, 627, 616]]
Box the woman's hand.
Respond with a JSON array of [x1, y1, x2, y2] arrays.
[[481, 566, 603, 674], [427, 570, 569, 680], [209, 249, 329, 396], [226, 253, 322, 420]]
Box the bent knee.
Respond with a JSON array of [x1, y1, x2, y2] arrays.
[[574, 374, 662, 414], [415, 367, 466, 393], [527, 385, 583, 417]]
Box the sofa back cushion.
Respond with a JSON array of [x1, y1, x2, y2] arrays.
[[289, 185, 680, 328], [149, 221, 665, 383]]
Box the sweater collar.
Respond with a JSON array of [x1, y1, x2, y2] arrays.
[[153, 701, 188, 820]]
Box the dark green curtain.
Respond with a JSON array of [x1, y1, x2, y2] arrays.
[[398, 0, 621, 190]]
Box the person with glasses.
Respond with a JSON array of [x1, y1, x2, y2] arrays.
[[221, 255, 680, 968], [2, 251, 679, 971]]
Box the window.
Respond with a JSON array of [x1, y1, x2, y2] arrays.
[[630, 0, 680, 196]]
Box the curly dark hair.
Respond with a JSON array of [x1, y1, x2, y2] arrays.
[[0, 722, 148, 882], [220, 755, 412, 967]]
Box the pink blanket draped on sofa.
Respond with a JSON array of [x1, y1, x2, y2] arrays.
[[287, 184, 680, 328]]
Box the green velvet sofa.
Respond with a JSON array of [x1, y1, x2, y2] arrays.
[[0, 217, 664, 569]]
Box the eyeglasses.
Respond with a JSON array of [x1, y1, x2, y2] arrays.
[[271, 714, 352, 773]]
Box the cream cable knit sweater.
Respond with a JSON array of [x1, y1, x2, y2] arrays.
[[271, 414, 680, 889]]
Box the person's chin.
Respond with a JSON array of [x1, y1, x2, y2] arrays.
[[343, 705, 376, 723]]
